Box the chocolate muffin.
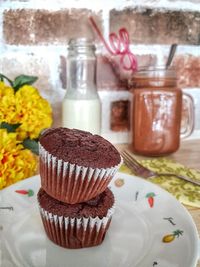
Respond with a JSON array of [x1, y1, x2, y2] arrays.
[[37, 187, 115, 249], [39, 128, 122, 204]]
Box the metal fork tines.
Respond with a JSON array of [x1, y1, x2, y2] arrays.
[[121, 150, 200, 186], [121, 150, 155, 178]]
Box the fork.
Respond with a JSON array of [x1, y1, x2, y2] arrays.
[[121, 150, 200, 186]]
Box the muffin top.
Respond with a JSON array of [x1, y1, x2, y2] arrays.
[[39, 127, 121, 168], [38, 187, 114, 218]]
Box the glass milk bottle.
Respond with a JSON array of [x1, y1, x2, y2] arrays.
[[62, 38, 101, 134]]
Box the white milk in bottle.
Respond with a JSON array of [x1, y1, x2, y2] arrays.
[[62, 98, 101, 134], [62, 38, 101, 134]]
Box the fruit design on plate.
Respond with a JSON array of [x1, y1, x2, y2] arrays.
[[162, 229, 184, 243], [146, 192, 156, 208], [15, 189, 34, 197], [163, 217, 176, 226], [114, 178, 125, 187], [135, 191, 139, 201]]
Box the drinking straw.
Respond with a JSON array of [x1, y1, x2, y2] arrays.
[[89, 16, 137, 72]]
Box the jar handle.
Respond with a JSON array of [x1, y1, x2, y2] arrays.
[[180, 93, 195, 139]]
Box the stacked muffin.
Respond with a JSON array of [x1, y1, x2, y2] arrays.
[[37, 128, 122, 249]]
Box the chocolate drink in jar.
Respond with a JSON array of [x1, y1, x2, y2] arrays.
[[130, 67, 194, 156]]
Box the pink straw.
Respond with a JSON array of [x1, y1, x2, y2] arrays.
[[89, 16, 137, 71]]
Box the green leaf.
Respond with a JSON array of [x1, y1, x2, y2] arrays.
[[13, 75, 38, 92], [28, 189, 34, 197], [146, 192, 156, 198], [22, 138, 39, 155], [0, 122, 21, 132], [0, 73, 13, 86]]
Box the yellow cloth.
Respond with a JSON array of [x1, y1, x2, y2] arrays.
[[119, 158, 200, 208]]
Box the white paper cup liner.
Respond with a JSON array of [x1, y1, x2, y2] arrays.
[[39, 144, 122, 204], [38, 203, 115, 249]]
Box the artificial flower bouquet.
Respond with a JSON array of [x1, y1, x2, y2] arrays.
[[0, 74, 52, 189]]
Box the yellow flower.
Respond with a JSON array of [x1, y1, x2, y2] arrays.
[[0, 76, 52, 189], [15, 85, 52, 139], [0, 129, 37, 189], [0, 82, 17, 123], [0, 82, 52, 140]]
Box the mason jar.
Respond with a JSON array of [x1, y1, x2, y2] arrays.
[[130, 67, 194, 156]]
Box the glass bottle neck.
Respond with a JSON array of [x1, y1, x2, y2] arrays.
[[66, 38, 98, 99], [67, 55, 97, 94]]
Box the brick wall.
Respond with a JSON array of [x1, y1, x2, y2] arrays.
[[0, 0, 200, 143]]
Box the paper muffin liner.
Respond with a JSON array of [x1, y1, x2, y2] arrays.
[[39, 144, 123, 204], [38, 203, 115, 249]]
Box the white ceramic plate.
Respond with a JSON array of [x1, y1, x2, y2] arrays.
[[0, 172, 199, 267]]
